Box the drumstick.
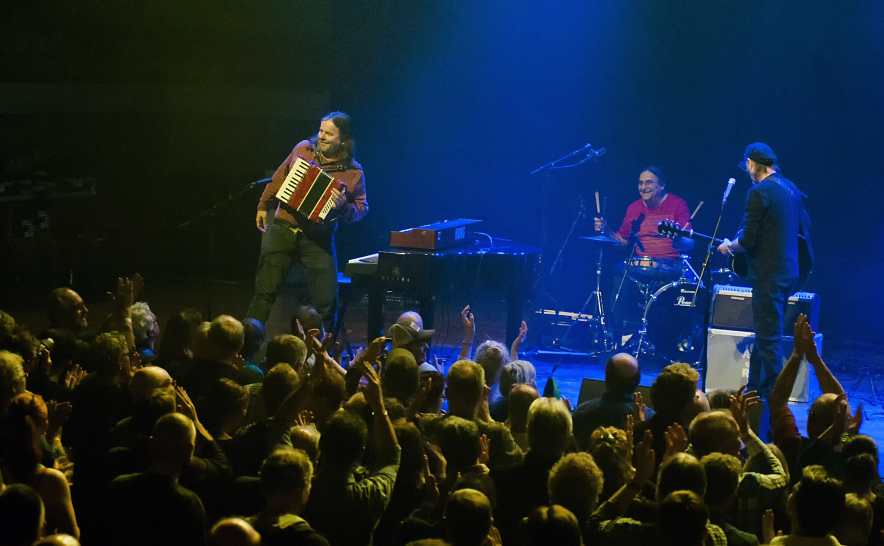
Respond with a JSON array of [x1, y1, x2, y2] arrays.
[[691, 201, 704, 220], [595, 192, 601, 214]]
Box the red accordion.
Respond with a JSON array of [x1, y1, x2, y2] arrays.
[[275, 156, 345, 222]]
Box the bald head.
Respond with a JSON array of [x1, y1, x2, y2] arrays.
[[129, 366, 174, 401], [290, 425, 321, 465], [807, 393, 841, 440], [47, 287, 88, 332], [34, 535, 81, 546], [605, 353, 640, 396], [397, 311, 424, 329], [210, 518, 260, 546], [445, 488, 493, 546], [150, 413, 196, 464], [689, 410, 741, 458]]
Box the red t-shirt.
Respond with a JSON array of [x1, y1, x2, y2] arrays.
[[617, 194, 691, 259]]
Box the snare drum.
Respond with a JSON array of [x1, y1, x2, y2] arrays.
[[627, 256, 678, 282], [642, 280, 708, 363]]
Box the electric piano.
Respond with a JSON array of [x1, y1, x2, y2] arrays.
[[344, 241, 541, 345]]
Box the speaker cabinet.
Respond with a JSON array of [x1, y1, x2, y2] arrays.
[[705, 328, 822, 403], [710, 285, 821, 332], [577, 378, 652, 407]]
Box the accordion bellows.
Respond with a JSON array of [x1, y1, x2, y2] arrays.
[[275, 156, 345, 223]]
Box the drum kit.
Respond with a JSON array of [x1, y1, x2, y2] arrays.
[[575, 233, 736, 365]]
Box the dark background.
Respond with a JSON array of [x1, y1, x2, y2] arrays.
[[1, 1, 881, 345]]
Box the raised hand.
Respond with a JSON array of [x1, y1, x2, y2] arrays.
[[296, 410, 314, 428], [632, 391, 647, 422], [663, 423, 689, 463], [633, 430, 655, 486], [292, 318, 306, 341], [108, 276, 135, 309], [730, 385, 760, 438], [478, 434, 490, 466], [461, 305, 475, 342], [848, 402, 863, 436], [360, 355, 385, 413], [63, 364, 87, 390], [594, 217, 607, 233], [422, 454, 440, 507]]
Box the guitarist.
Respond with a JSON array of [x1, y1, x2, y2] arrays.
[[717, 143, 812, 400]]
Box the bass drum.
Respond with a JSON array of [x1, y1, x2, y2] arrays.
[[642, 280, 708, 363]]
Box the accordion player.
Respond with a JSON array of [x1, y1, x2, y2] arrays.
[[274, 156, 346, 223]]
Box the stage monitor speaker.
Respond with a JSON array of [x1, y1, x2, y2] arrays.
[[705, 328, 822, 403], [710, 285, 820, 332], [577, 378, 652, 408]]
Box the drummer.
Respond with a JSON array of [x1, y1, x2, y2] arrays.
[[594, 166, 693, 264]]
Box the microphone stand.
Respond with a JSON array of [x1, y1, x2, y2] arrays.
[[692, 195, 730, 385], [528, 143, 605, 354], [175, 178, 270, 319]]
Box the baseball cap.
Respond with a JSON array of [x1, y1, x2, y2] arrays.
[[739, 142, 777, 171], [387, 319, 434, 348]]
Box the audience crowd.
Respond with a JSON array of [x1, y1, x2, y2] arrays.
[[0, 277, 880, 546]]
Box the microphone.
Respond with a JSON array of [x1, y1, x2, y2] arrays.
[[587, 147, 607, 160], [250, 177, 273, 186], [722, 177, 736, 205]]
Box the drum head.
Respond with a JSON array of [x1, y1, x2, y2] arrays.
[[644, 281, 708, 363]]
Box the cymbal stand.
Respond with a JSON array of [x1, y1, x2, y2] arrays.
[[559, 237, 613, 353]]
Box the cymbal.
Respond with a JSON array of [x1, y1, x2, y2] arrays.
[[579, 235, 621, 244]]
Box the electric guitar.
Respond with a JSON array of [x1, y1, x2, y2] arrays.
[[657, 219, 812, 287]]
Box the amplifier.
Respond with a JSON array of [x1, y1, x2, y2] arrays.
[[710, 285, 820, 332], [705, 328, 822, 403]]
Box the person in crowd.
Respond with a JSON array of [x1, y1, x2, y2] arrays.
[[767, 466, 845, 546], [156, 308, 203, 370], [240, 318, 266, 378], [444, 488, 495, 546], [492, 396, 573, 544], [701, 454, 762, 546], [98, 413, 208, 546], [243, 334, 309, 426], [302, 345, 400, 546], [383, 348, 420, 405], [197, 378, 250, 446], [179, 315, 258, 399], [586, 426, 633, 504], [1, 392, 79, 538], [247, 448, 329, 545], [833, 493, 873, 546], [523, 504, 584, 546], [657, 490, 710, 546], [0, 483, 46, 546], [131, 302, 160, 365], [506, 383, 540, 451], [633, 362, 699, 474], [489, 359, 537, 423], [771, 315, 856, 482], [572, 352, 653, 449], [389, 316, 435, 374], [419, 359, 522, 468], [548, 451, 605, 533], [209, 518, 261, 546], [689, 387, 788, 540]]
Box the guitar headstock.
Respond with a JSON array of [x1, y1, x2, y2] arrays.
[[657, 219, 687, 239]]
